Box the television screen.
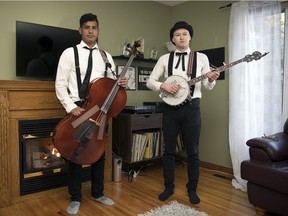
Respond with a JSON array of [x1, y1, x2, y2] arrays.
[[198, 47, 225, 80], [16, 21, 81, 80]]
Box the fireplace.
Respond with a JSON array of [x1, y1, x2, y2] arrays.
[[0, 80, 112, 207], [19, 118, 91, 195]]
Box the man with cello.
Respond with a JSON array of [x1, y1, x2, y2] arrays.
[[55, 13, 128, 215]]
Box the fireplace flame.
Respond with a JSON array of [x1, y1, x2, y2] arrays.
[[52, 148, 61, 157]]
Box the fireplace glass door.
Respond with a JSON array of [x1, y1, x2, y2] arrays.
[[23, 134, 65, 173], [19, 118, 91, 195]]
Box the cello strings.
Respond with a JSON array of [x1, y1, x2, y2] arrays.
[[74, 120, 95, 143], [77, 73, 125, 142], [101, 58, 132, 114], [101, 82, 119, 114]]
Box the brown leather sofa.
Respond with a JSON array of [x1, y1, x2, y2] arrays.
[[241, 119, 288, 216]]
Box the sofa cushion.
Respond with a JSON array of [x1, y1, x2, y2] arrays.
[[241, 159, 288, 194], [246, 132, 288, 161]]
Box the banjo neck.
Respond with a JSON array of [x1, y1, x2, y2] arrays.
[[187, 58, 245, 86], [160, 51, 268, 106]]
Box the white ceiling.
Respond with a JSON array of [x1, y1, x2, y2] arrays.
[[155, 1, 188, 7]]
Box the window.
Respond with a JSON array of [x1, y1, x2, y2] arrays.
[[281, 4, 288, 121]]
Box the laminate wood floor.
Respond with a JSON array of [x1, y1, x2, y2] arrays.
[[0, 162, 272, 216]]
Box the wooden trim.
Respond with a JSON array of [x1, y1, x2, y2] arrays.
[[0, 80, 55, 90], [0, 90, 12, 207], [177, 153, 233, 175], [200, 160, 233, 175]]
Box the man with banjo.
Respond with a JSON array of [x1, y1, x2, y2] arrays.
[[146, 21, 220, 204]]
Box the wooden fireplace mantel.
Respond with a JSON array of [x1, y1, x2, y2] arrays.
[[0, 80, 112, 207]]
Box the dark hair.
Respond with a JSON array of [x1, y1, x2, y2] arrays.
[[79, 13, 99, 28]]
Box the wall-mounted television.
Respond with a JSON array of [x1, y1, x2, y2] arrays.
[[16, 21, 81, 80], [198, 47, 225, 80]]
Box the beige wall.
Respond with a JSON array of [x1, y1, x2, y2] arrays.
[[0, 1, 232, 169]]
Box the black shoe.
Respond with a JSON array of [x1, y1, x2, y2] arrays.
[[158, 188, 174, 201], [188, 191, 200, 204]]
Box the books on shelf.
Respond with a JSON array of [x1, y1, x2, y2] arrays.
[[130, 131, 161, 162]]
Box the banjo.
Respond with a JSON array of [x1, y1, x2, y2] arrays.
[[159, 51, 269, 106]]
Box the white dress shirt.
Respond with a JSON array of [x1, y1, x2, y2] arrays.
[[55, 40, 116, 113]]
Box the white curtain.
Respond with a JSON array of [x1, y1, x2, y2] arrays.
[[283, 7, 288, 123], [228, 1, 282, 191]]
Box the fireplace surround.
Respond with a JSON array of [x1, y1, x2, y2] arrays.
[[0, 80, 112, 207]]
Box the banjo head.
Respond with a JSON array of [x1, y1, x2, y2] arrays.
[[161, 75, 190, 106]]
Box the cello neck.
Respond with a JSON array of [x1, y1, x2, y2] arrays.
[[118, 40, 141, 78], [101, 40, 141, 113], [118, 53, 137, 78]]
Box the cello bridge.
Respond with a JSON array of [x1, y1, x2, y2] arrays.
[[89, 118, 101, 126]]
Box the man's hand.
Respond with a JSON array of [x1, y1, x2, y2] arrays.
[[71, 107, 85, 116], [118, 76, 128, 88], [206, 70, 220, 82], [160, 82, 180, 94]]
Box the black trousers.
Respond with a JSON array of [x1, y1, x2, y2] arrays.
[[67, 154, 105, 202], [162, 98, 201, 192]]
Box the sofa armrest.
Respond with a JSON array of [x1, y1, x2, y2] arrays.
[[246, 132, 288, 161], [248, 147, 272, 163]]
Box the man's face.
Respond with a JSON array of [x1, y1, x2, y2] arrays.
[[172, 28, 191, 50], [79, 21, 99, 46]]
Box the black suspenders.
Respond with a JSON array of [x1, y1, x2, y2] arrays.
[[73, 46, 82, 100], [168, 51, 175, 77], [73, 46, 110, 101]]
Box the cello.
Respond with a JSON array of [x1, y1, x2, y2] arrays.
[[53, 40, 141, 165]]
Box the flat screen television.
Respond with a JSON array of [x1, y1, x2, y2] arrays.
[[16, 21, 81, 80], [198, 47, 225, 80]]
